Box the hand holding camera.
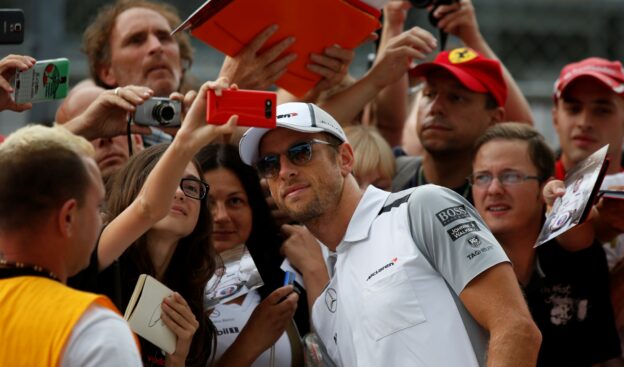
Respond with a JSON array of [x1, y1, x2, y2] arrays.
[[409, 0, 459, 50]]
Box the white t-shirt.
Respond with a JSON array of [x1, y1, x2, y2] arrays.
[[61, 304, 142, 367], [210, 290, 292, 367], [312, 185, 509, 367]]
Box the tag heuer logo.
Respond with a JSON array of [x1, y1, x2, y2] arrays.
[[467, 236, 481, 248]]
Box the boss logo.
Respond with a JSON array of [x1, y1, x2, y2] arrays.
[[436, 205, 469, 226]]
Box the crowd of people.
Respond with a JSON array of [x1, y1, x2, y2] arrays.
[[0, 0, 623, 366]]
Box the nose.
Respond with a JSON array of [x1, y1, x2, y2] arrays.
[[147, 33, 164, 54], [486, 176, 506, 196], [426, 94, 444, 116], [212, 201, 229, 223], [174, 185, 185, 201], [277, 154, 297, 179], [575, 109, 592, 130], [96, 138, 113, 147]]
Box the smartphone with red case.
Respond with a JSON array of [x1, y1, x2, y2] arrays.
[[206, 89, 276, 128]]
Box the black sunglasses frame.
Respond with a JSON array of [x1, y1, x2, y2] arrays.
[[256, 139, 336, 179], [180, 177, 210, 200]]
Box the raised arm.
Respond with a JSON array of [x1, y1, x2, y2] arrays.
[[435, 0, 533, 124], [374, 1, 412, 146], [319, 27, 436, 131], [97, 78, 238, 270]]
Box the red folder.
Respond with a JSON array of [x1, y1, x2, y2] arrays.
[[173, 0, 381, 97]]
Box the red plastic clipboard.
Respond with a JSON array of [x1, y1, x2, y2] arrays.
[[173, 0, 381, 97]]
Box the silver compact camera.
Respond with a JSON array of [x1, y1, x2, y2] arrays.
[[134, 97, 181, 127]]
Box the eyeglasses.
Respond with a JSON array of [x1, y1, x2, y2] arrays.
[[180, 177, 209, 200], [256, 139, 336, 179], [468, 170, 540, 187]]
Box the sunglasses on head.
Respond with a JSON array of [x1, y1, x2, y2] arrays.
[[256, 139, 337, 179]]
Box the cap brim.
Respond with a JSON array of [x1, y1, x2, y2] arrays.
[[238, 122, 328, 166], [409, 63, 489, 94], [556, 72, 624, 98]]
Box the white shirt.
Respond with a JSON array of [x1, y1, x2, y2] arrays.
[[61, 304, 142, 367], [211, 290, 292, 367], [311, 185, 509, 367]]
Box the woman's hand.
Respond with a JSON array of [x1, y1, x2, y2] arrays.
[[161, 292, 199, 367], [175, 77, 238, 151]]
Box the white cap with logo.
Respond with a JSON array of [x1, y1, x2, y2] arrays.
[[238, 102, 347, 165]]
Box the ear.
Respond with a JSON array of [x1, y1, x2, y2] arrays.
[[132, 134, 144, 151], [551, 105, 559, 129], [337, 143, 355, 177], [57, 199, 78, 239], [97, 63, 117, 88], [489, 106, 505, 125]]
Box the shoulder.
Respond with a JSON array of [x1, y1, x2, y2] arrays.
[[62, 305, 141, 367]]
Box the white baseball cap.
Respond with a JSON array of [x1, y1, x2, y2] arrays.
[[238, 102, 347, 165]]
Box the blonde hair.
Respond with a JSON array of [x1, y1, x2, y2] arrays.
[[344, 125, 395, 182], [2, 124, 95, 158]]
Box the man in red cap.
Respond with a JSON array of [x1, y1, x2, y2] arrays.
[[393, 47, 507, 203], [552, 57, 624, 180]]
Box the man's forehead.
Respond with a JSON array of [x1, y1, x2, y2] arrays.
[[114, 7, 172, 36]]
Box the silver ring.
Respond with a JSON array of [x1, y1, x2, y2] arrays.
[[114, 87, 120, 96]]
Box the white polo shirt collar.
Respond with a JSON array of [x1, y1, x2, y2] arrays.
[[342, 186, 389, 244]]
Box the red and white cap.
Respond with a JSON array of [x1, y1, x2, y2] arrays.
[[409, 47, 507, 107], [554, 57, 624, 99], [239, 102, 347, 165]]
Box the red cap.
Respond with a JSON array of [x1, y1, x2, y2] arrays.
[[0, 134, 4, 144], [409, 47, 507, 107], [554, 57, 624, 99]]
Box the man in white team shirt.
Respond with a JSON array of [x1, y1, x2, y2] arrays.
[[239, 102, 541, 366], [0, 125, 141, 366]]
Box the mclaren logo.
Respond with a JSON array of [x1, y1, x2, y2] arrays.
[[325, 287, 338, 313], [277, 112, 298, 119], [366, 257, 398, 281]]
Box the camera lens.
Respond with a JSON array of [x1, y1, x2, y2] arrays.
[[409, 0, 433, 8], [152, 101, 175, 125], [265, 99, 272, 118]]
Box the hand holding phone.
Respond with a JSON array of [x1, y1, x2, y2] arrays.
[[206, 88, 276, 128], [12, 58, 69, 104]]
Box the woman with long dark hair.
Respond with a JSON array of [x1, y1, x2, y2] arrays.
[[197, 143, 323, 366], [85, 79, 236, 367]]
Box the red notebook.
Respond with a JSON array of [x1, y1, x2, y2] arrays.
[[173, 0, 381, 97]]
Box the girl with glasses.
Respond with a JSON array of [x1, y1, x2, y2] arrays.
[[70, 79, 237, 367]]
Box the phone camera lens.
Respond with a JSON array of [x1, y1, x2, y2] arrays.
[[265, 99, 272, 118]]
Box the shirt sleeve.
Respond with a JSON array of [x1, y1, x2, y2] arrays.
[[406, 184, 510, 295], [61, 304, 142, 367]]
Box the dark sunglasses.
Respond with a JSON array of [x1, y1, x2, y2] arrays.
[[256, 139, 336, 179], [180, 177, 209, 200]]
